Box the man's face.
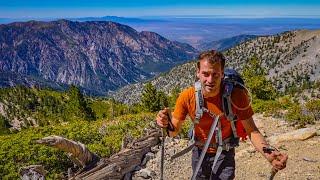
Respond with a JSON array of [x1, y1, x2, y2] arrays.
[[196, 59, 223, 97]]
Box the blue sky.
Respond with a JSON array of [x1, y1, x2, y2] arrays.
[[1, 0, 320, 18]]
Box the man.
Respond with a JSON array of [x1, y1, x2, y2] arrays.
[[156, 50, 288, 179]]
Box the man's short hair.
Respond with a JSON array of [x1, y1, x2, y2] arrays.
[[197, 50, 226, 70]]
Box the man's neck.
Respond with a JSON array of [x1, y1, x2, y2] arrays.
[[203, 89, 220, 98]]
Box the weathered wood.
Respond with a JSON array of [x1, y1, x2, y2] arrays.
[[35, 129, 161, 179], [75, 129, 161, 180], [36, 135, 98, 168]]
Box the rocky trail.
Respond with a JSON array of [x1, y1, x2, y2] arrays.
[[132, 114, 320, 180]]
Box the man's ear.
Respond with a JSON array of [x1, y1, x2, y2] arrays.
[[196, 68, 200, 79]]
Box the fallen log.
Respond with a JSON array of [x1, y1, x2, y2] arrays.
[[36, 135, 98, 168], [36, 128, 161, 179]]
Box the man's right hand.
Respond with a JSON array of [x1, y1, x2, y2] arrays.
[[156, 108, 171, 128]]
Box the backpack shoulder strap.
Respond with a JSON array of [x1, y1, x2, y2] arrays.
[[222, 82, 238, 138], [222, 81, 237, 121], [194, 81, 204, 124], [222, 68, 246, 139]]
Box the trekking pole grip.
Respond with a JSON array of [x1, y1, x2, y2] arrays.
[[165, 108, 175, 135]]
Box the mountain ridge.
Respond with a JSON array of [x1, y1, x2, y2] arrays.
[[0, 19, 198, 95], [112, 29, 320, 104]]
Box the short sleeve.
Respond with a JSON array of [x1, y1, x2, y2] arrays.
[[231, 88, 254, 120], [173, 89, 190, 121]]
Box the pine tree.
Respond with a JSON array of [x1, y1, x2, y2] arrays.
[[66, 85, 96, 120], [157, 90, 169, 108], [141, 83, 169, 112], [0, 115, 9, 135], [242, 56, 277, 100]]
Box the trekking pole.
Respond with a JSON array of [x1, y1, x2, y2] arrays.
[[269, 168, 278, 180], [160, 128, 165, 180], [160, 107, 174, 180]]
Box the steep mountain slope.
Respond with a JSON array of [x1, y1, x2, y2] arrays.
[[111, 61, 197, 104], [0, 72, 62, 89], [225, 30, 320, 90], [112, 30, 320, 104], [0, 20, 198, 95]]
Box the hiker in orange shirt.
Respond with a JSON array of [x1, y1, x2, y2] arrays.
[[156, 50, 288, 179]]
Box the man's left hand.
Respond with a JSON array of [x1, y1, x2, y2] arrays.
[[267, 150, 288, 171]]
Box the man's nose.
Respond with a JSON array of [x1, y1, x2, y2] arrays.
[[207, 75, 214, 83]]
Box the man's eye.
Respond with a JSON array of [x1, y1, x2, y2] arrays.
[[202, 72, 209, 77], [212, 73, 219, 77]]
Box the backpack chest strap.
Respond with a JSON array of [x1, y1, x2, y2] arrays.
[[194, 137, 236, 151]]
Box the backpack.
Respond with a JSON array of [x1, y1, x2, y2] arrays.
[[222, 69, 250, 140]]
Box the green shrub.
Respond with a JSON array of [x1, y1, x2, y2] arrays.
[[180, 117, 192, 139], [305, 99, 320, 121], [251, 95, 295, 117], [0, 113, 155, 179], [0, 86, 96, 129], [252, 99, 282, 116], [285, 104, 313, 127]]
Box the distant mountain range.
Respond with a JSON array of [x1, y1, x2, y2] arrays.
[[199, 34, 258, 51], [70, 16, 167, 24], [0, 20, 198, 95], [112, 30, 320, 104], [2, 16, 320, 48], [0, 16, 167, 24], [123, 17, 320, 48]]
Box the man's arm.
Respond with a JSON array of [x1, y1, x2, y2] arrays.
[[242, 117, 288, 170], [241, 117, 268, 155]]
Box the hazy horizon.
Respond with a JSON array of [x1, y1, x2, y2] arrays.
[[1, 0, 320, 18]]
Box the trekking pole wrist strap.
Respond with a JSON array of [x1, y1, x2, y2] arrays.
[[167, 121, 175, 131], [166, 110, 175, 131], [165, 122, 174, 136]]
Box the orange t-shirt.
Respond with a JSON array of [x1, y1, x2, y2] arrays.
[[173, 86, 254, 152]]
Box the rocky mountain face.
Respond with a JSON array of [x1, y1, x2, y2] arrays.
[[112, 30, 320, 104], [0, 71, 68, 91], [225, 30, 320, 90], [0, 20, 198, 95]]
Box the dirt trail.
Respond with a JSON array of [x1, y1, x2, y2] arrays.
[[133, 114, 320, 180]]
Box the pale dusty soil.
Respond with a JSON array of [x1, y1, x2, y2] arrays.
[[133, 114, 320, 180]]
